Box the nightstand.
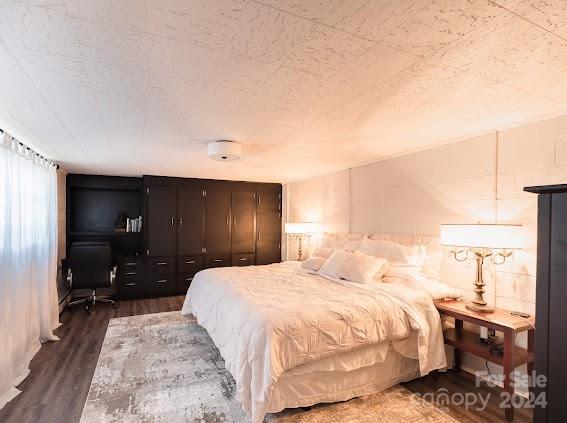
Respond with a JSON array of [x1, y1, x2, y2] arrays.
[[436, 299, 535, 421]]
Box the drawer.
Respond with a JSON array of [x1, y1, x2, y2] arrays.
[[147, 274, 175, 297], [119, 258, 143, 268], [231, 253, 255, 267], [176, 273, 195, 293], [118, 267, 141, 278], [148, 257, 176, 274], [177, 255, 204, 274], [206, 255, 230, 268], [117, 275, 145, 299]]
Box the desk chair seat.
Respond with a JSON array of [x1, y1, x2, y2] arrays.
[[67, 242, 116, 313]]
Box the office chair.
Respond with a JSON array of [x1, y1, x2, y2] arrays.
[[67, 242, 116, 313]]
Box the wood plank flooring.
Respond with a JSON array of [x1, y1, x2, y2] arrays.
[[0, 296, 532, 423]]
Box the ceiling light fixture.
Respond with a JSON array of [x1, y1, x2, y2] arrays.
[[208, 140, 242, 161]]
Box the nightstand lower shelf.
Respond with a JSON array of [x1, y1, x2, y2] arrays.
[[444, 327, 534, 367]]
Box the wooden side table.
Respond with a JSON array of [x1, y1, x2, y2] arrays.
[[436, 299, 535, 421]]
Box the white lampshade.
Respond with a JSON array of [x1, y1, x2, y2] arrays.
[[284, 222, 321, 235], [440, 224, 523, 250]]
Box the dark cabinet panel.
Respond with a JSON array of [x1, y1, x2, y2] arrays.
[[547, 193, 567, 422], [205, 189, 231, 255], [147, 186, 177, 256], [206, 254, 230, 268], [148, 256, 176, 274], [177, 255, 204, 274], [116, 257, 145, 299], [232, 253, 255, 266], [525, 184, 567, 423], [231, 191, 256, 254], [256, 212, 281, 265], [176, 273, 195, 293], [257, 191, 281, 213], [147, 274, 175, 297], [178, 188, 204, 256]]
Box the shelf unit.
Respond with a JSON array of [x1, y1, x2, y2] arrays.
[[66, 175, 144, 259]]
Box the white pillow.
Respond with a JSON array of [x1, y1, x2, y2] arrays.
[[301, 256, 326, 271], [383, 268, 463, 301], [337, 251, 388, 284], [318, 249, 350, 279], [342, 240, 361, 252], [312, 247, 334, 259], [357, 238, 426, 266]]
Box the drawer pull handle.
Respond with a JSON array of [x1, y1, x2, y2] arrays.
[[213, 259, 223, 262], [239, 257, 248, 261], [156, 262, 168, 266], [156, 279, 167, 283], [185, 277, 194, 281], [125, 271, 136, 275], [185, 260, 196, 264], [125, 282, 136, 286], [125, 262, 137, 266]]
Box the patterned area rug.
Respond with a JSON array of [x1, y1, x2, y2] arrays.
[[80, 311, 456, 423]]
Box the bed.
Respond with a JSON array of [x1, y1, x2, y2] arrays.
[[181, 257, 448, 423]]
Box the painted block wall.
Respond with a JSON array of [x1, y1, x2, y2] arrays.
[[284, 113, 567, 393]]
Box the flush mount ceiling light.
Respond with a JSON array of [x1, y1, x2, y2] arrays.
[[208, 140, 242, 161]]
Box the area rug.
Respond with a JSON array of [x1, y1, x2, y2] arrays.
[[80, 311, 456, 423]]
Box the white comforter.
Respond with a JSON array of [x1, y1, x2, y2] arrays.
[[181, 262, 446, 422]]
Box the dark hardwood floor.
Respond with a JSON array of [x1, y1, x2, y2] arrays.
[[0, 296, 184, 423], [0, 296, 532, 423]]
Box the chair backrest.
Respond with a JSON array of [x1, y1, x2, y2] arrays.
[[70, 242, 112, 289]]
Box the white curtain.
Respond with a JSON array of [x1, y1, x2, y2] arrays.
[[0, 131, 60, 409]]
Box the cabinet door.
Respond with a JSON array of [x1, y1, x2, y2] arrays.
[[548, 193, 567, 422], [178, 188, 204, 256], [257, 191, 281, 212], [256, 212, 281, 265], [146, 186, 177, 256], [205, 189, 231, 254], [231, 191, 256, 254]]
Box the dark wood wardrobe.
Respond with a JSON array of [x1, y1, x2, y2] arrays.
[[143, 176, 282, 297], [525, 184, 567, 423], [66, 174, 282, 300]]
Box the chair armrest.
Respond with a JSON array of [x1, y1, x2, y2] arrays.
[[110, 266, 117, 286]]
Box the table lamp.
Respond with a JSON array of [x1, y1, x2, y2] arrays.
[[440, 223, 523, 313], [284, 222, 320, 261]]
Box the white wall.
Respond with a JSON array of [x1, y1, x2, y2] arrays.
[[284, 113, 567, 391]]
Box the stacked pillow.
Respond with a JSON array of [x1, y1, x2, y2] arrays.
[[300, 236, 463, 300], [302, 248, 388, 284]]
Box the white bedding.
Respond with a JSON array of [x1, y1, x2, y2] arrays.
[[181, 261, 446, 422]]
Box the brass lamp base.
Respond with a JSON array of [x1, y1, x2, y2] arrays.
[[466, 303, 495, 313]]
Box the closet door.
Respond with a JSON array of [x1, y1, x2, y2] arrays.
[[256, 211, 281, 265], [146, 186, 177, 256], [177, 188, 204, 256], [231, 191, 256, 255], [205, 189, 231, 255], [257, 191, 281, 213]]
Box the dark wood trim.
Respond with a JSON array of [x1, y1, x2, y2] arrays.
[[524, 184, 567, 194], [143, 175, 281, 192], [534, 193, 550, 423], [67, 174, 143, 190]]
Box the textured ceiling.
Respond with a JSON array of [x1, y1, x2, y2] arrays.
[[0, 0, 566, 182]]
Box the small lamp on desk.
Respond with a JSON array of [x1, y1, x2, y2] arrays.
[[440, 224, 523, 313], [284, 222, 320, 261]]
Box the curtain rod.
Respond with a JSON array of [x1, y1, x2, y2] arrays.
[[0, 128, 60, 169]]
